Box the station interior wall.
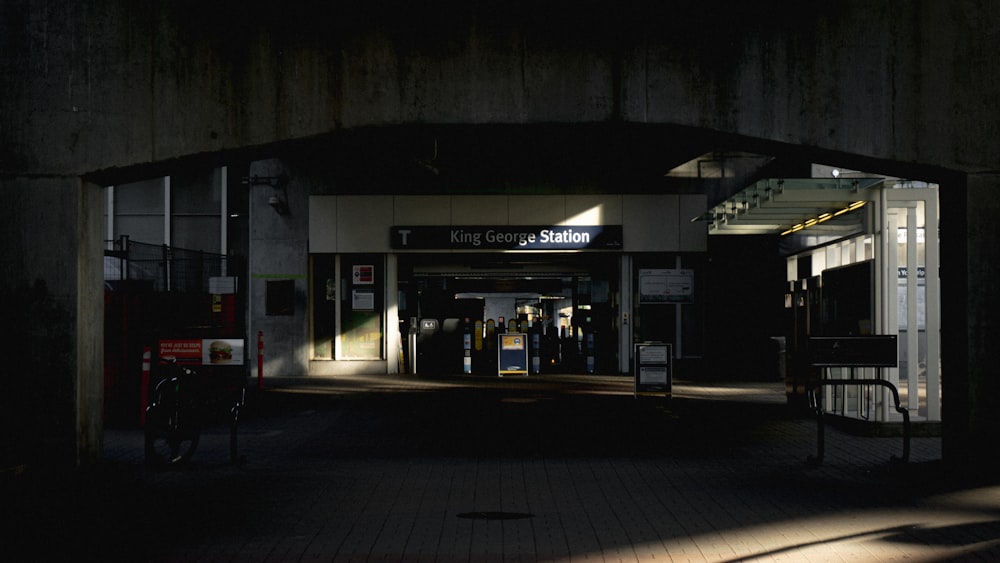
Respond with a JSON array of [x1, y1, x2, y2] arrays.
[[247, 185, 783, 378]]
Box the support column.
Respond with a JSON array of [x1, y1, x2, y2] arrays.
[[925, 188, 941, 421], [905, 207, 918, 417], [941, 173, 1000, 474], [0, 176, 104, 471]]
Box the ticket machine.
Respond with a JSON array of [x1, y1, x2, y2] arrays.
[[583, 318, 596, 374], [530, 324, 542, 374], [462, 317, 473, 374]]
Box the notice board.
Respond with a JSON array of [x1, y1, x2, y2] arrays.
[[634, 342, 672, 396], [498, 333, 529, 376], [638, 269, 694, 304]]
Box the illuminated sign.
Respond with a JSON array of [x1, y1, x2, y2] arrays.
[[390, 225, 623, 250]]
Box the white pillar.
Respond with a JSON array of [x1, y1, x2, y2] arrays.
[[163, 176, 171, 290], [906, 207, 919, 415], [385, 254, 400, 374], [334, 255, 343, 361], [880, 189, 900, 422], [220, 166, 228, 275], [675, 255, 683, 359], [106, 186, 115, 245], [163, 176, 171, 246], [619, 254, 633, 374]]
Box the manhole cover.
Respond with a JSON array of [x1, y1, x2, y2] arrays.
[[456, 511, 535, 521]]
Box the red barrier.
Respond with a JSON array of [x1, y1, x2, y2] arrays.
[[257, 330, 264, 389], [140, 346, 151, 426]]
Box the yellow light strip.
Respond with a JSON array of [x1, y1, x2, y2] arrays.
[[781, 201, 867, 236], [780, 223, 805, 236]]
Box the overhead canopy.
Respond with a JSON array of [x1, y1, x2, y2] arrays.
[[694, 178, 884, 236]]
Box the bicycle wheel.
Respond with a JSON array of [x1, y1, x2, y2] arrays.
[[144, 378, 201, 466]]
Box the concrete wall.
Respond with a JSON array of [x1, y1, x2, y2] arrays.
[[2, 0, 1000, 472], [2, 2, 997, 177], [247, 159, 310, 377], [0, 177, 103, 469], [942, 173, 1000, 469]]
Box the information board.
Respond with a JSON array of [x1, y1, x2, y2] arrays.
[[634, 342, 672, 396], [498, 333, 529, 376], [638, 269, 694, 304]]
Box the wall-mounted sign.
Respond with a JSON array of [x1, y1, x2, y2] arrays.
[[352, 289, 375, 311], [353, 264, 374, 284], [390, 225, 623, 250], [639, 269, 694, 304], [208, 276, 237, 294]]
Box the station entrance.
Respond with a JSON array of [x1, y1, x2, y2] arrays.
[[397, 253, 619, 375]]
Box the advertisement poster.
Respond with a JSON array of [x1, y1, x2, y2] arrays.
[[158, 338, 245, 365], [500, 334, 525, 350]]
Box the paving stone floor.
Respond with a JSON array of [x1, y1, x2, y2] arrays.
[[7, 373, 999, 562]]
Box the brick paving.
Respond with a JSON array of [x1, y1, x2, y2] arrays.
[[7, 373, 1000, 561]]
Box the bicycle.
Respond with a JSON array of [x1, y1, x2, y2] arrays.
[[144, 358, 246, 467]]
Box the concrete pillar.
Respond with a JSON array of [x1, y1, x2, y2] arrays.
[[0, 177, 104, 471], [940, 173, 1000, 475]]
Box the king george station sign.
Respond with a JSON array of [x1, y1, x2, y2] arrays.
[[390, 225, 623, 251]]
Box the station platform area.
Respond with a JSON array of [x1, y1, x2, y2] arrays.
[[9, 372, 1000, 561]]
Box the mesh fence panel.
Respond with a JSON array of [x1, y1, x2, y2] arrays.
[[104, 237, 228, 292]]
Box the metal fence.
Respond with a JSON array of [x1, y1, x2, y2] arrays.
[[104, 236, 229, 293]]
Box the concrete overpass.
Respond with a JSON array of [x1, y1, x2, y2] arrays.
[[1, 1, 997, 475]]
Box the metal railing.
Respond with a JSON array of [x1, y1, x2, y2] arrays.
[[805, 335, 909, 465], [808, 379, 910, 464], [104, 235, 228, 293]]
